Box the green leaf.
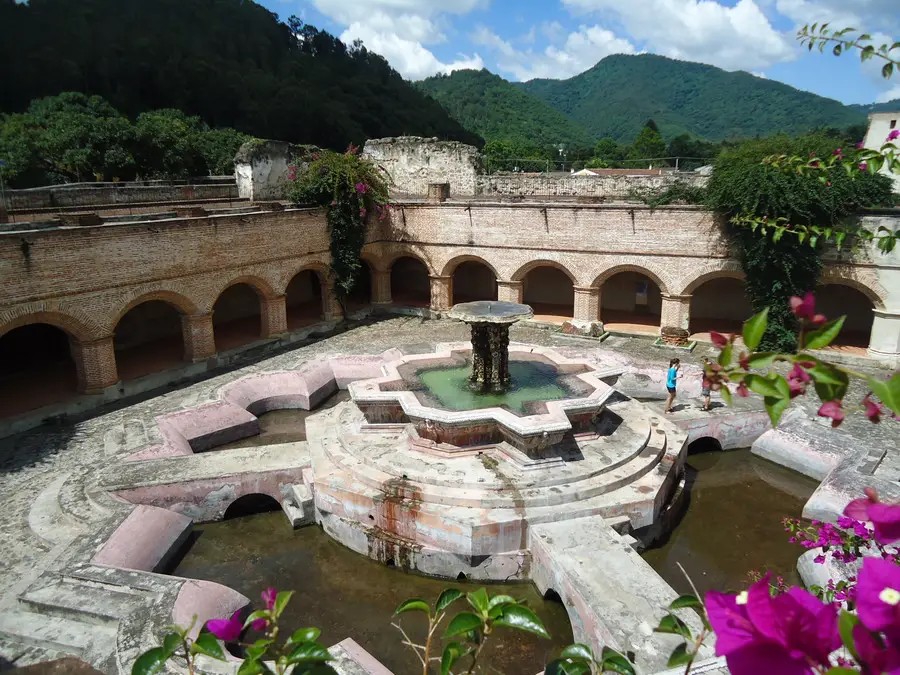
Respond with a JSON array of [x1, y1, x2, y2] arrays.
[[131, 648, 169, 675], [717, 341, 733, 367], [744, 373, 782, 398], [237, 658, 270, 675], [720, 385, 733, 406], [544, 660, 592, 675], [869, 373, 900, 417], [286, 628, 322, 647], [770, 374, 790, 400], [493, 604, 550, 639], [441, 642, 463, 675], [668, 594, 702, 611], [246, 640, 273, 662], [243, 610, 270, 629], [190, 633, 225, 661], [838, 611, 861, 662], [487, 594, 518, 609], [436, 588, 464, 613], [444, 611, 484, 638], [287, 643, 332, 665], [805, 317, 846, 350], [741, 308, 768, 350], [560, 644, 594, 661], [764, 395, 790, 427], [394, 598, 431, 616], [667, 643, 693, 668], [274, 590, 294, 618], [466, 588, 490, 615], [746, 352, 777, 369], [826, 669, 861, 675], [655, 614, 692, 640], [162, 633, 181, 656], [600, 647, 636, 675]]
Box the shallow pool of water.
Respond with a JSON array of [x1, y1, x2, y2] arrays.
[[215, 391, 352, 450], [641, 448, 818, 596], [172, 513, 573, 673], [416, 359, 577, 414]]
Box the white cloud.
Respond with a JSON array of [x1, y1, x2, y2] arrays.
[[876, 84, 900, 104], [472, 24, 636, 80], [309, 0, 486, 79], [769, 0, 899, 30], [560, 0, 795, 71]]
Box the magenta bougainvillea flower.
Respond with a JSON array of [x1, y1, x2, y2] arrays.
[[817, 400, 845, 428], [789, 292, 826, 325], [853, 623, 900, 674], [710, 331, 729, 348], [262, 587, 277, 611], [354, 182, 368, 194], [706, 576, 839, 675], [857, 558, 900, 634], [845, 489, 900, 544], [251, 618, 268, 632], [860, 162, 869, 172], [206, 611, 243, 642], [864, 394, 883, 424], [888, 130, 900, 142]]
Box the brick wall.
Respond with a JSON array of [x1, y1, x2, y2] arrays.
[[362, 137, 482, 197], [474, 173, 708, 199], [8, 183, 239, 210]]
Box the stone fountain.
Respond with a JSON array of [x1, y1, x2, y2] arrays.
[[447, 301, 534, 391]]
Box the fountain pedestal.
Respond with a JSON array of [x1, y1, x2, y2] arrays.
[[448, 301, 534, 392]]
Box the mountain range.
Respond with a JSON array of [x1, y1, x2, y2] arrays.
[[419, 54, 896, 147]]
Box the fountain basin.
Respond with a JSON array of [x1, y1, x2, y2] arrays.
[[348, 343, 620, 454]]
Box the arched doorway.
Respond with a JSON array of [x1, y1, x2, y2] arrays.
[[114, 301, 187, 380], [600, 271, 661, 334], [390, 257, 430, 307], [286, 270, 324, 330], [213, 283, 263, 352], [689, 278, 752, 342], [522, 266, 574, 323], [0, 323, 78, 417], [347, 262, 373, 312], [815, 284, 875, 352], [452, 261, 497, 304], [223, 494, 282, 520]]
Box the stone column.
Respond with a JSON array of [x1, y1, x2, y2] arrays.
[[71, 336, 119, 393], [261, 294, 288, 338], [181, 313, 216, 361], [573, 286, 600, 322], [660, 293, 692, 344], [430, 275, 452, 312], [869, 309, 900, 365], [497, 281, 524, 304], [372, 269, 392, 305], [323, 283, 344, 322]]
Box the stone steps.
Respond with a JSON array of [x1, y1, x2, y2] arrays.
[[20, 577, 142, 626], [0, 637, 71, 669]]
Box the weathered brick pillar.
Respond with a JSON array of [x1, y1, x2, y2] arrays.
[[497, 281, 524, 304], [372, 269, 392, 305], [261, 294, 288, 338], [660, 293, 692, 344], [430, 275, 452, 312], [427, 183, 450, 203], [181, 313, 216, 361], [573, 286, 601, 322], [323, 283, 344, 322], [71, 336, 118, 393]]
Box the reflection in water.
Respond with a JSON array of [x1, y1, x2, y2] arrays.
[[216, 391, 352, 450], [641, 449, 818, 595], [172, 513, 573, 674]]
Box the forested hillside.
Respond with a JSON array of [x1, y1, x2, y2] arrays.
[[519, 54, 867, 142], [0, 0, 481, 150], [417, 70, 596, 148]]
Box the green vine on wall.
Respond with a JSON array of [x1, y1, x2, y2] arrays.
[[283, 145, 391, 306]]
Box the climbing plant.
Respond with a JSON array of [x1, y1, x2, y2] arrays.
[[705, 134, 893, 351], [283, 146, 391, 304]]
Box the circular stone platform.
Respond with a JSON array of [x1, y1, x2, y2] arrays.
[[447, 301, 534, 324]]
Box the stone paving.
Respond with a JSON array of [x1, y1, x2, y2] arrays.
[[0, 317, 897, 673]]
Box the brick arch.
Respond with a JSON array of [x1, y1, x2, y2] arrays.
[[592, 264, 670, 295], [282, 262, 331, 294], [109, 290, 200, 331], [214, 275, 279, 305], [818, 268, 886, 309], [440, 254, 500, 278], [511, 259, 577, 283], [0, 306, 105, 343], [384, 248, 437, 276], [679, 263, 746, 296], [360, 250, 384, 273]]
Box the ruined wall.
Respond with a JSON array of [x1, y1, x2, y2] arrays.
[[474, 173, 708, 199], [234, 140, 319, 202], [362, 137, 482, 197], [9, 182, 238, 210]]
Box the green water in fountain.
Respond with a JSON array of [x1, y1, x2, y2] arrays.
[[416, 359, 576, 414]]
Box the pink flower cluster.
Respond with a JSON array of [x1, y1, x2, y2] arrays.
[[888, 130, 900, 143], [710, 492, 900, 674], [205, 587, 277, 642]]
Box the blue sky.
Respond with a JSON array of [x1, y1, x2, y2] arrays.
[[259, 0, 900, 105]]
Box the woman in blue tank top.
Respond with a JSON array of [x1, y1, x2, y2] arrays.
[[664, 358, 680, 413]]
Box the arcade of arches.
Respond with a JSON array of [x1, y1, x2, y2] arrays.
[[0, 249, 887, 420]]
